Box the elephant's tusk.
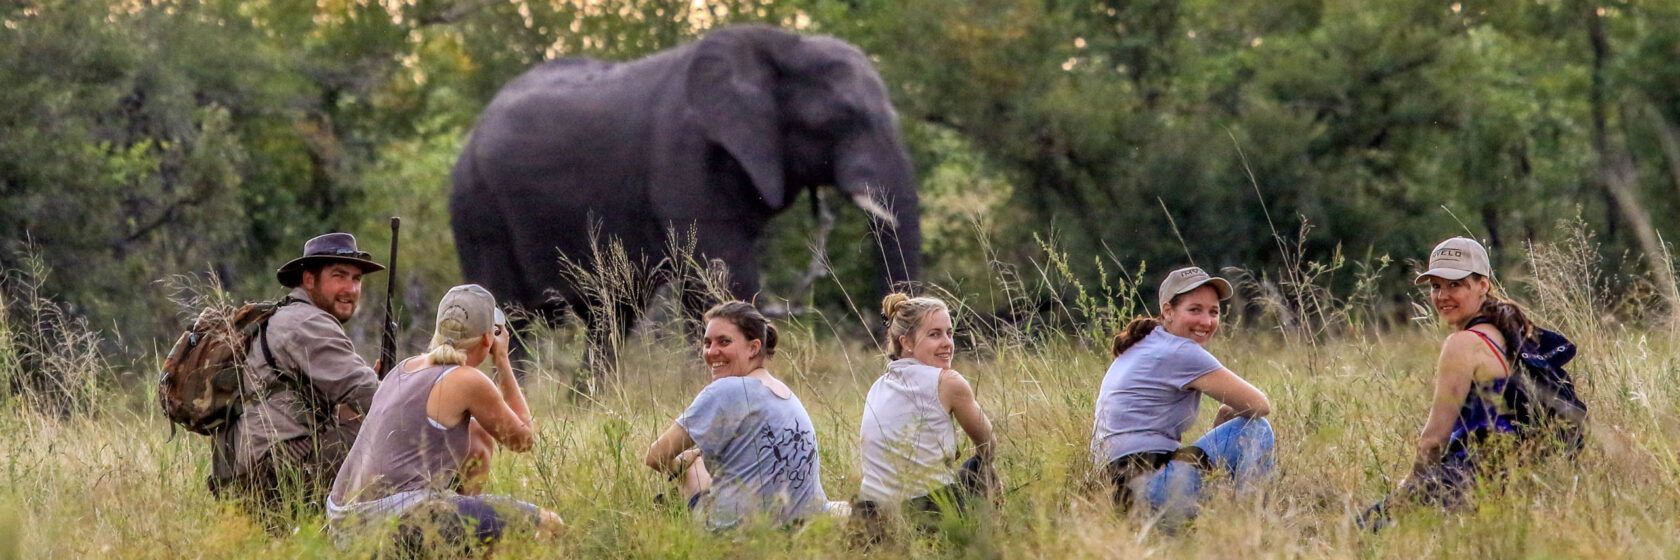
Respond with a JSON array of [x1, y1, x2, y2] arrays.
[[850, 192, 899, 229]]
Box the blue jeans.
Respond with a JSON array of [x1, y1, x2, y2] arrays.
[[1132, 417, 1275, 517]]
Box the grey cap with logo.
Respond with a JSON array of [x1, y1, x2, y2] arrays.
[[435, 284, 502, 346], [1415, 237, 1493, 283]]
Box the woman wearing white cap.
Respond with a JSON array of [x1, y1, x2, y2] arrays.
[[1361, 237, 1582, 528], [328, 284, 562, 550], [1091, 266, 1273, 518]]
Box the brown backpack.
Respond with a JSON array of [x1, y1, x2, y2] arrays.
[[158, 299, 296, 435]]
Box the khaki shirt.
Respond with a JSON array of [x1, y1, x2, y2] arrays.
[[211, 287, 379, 476]]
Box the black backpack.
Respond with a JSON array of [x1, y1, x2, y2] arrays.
[[1475, 318, 1588, 453]]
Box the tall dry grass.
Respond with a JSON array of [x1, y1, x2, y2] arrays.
[[3, 220, 1680, 558], [0, 244, 106, 417]]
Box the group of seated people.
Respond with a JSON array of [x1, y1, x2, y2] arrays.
[[323, 235, 1581, 548], [640, 294, 1001, 532]]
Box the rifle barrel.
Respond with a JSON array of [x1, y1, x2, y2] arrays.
[[378, 217, 401, 379]]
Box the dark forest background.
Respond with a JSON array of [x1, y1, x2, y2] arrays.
[[6, 0, 1680, 359]]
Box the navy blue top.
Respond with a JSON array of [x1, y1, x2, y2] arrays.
[[1446, 324, 1521, 461]]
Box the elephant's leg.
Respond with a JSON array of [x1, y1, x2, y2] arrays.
[[686, 224, 764, 311], [572, 293, 644, 393], [728, 253, 763, 305], [503, 302, 570, 383], [678, 282, 719, 343]]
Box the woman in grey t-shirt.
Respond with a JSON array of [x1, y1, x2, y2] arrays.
[[644, 301, 830, 529], [1091, 266, 1274, 518]]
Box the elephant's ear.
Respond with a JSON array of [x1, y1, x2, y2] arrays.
[[686, 38, 786, 209]]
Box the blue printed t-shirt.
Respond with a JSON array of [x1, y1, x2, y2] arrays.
[[1091, 326, 1224, 463], [677, 376, 828, 529]]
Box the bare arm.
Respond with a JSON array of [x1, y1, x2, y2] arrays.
[[644, 422, 697, 474], [937, 369, 995, 460], [1186, 368, 1270, 420], [488, 327, 532, 426], [1409, 331, 1494, 476], [452, 368, 536, 453]]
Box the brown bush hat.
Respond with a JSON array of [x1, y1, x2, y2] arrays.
[[275, 233, 386, 287], [1158, 266, 1233, 309]]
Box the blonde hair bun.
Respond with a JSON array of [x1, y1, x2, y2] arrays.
[[881, 293, 911, 319]]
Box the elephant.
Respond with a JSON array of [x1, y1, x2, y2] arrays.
[[449, 25, 922, 368]]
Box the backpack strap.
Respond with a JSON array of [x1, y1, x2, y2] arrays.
[[1464, 316, 1517, 369], [1466, 329, 1510, 373], [258, 322, 280, 372], [256, 297, 305, 372], [250, 297, 309, 401]]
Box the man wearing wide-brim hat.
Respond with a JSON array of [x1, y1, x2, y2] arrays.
[[208, 232, 386, 530]]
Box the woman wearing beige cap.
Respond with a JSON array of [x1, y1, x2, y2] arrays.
[[328, 284, 562, 550], [1361, 237, 1584, 529], [1091, 266, 1273, 519]]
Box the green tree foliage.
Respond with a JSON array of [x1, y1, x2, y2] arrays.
[[0, 0, 311, 338], [6, 0, 1680, 355], [820, 0, 1680, 309]]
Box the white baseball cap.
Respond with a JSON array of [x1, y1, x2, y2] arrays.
[[1158, 266, 1233, 309], [1415, 237, 1493, 283]]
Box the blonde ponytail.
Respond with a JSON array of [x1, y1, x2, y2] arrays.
[[425, 332, 483, 366]]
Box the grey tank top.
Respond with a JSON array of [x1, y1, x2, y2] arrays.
[[330, 361, 471, 506]]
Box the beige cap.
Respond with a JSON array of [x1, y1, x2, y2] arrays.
[[436, 284, 498, 346], [1416, 237, 1492, 283], [1158, 266, 1233, 309]]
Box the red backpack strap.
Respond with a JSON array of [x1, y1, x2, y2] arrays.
[[1466, 329, 1510, 372]]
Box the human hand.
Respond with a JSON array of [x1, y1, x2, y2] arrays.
[[491, 323, 512, 357], [678, 448, 701, 468], [1214, 404, 1237, 426]]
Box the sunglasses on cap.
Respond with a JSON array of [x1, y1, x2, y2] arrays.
[[314, 247, 371, 258]]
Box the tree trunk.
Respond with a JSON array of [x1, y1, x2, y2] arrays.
[[1584, 4, 1680, 326], [1645, 100, 1680, 196]]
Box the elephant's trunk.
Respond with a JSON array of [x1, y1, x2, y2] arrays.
[[828, 75, 921, 296], [874, 186, 922, 294], [841, 166, 920, 296]]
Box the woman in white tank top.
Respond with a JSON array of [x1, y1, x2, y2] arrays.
[[856, 293, 998, 519]]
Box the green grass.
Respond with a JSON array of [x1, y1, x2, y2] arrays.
[[5, 222, 1680, 558]]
